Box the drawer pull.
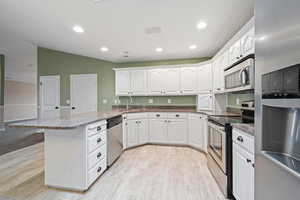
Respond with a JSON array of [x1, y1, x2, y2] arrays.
[[97, 126, 102, 131], [97, 152, 102, 158], [175, 114, 180, 117], [97, 138, 102, 143], [246, 159, 251, 163], [237, 136, 244, 142], [97, 167, 102, 173], [156, 114, 160, 117]]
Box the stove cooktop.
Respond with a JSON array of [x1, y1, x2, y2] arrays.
[[208, 116, 250, 126]]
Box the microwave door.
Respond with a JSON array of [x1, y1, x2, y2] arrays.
[[240, 67, 249, 86]]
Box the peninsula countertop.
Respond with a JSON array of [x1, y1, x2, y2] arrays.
[[9, 108, 240, 130]]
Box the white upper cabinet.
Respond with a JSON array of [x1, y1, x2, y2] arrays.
[[198, 64, 213, 93], [148, 68, 165, 95], [213, 59, 221, 92], [115, 70, 131, 95], [165, 68, 180, 95], [115, 70, 147, 96], [130, 70, 147, 95], [229, 40, 242, 65], [241, 28, 255, 57], [197, 93, 213, 110], [180, 67, 198, 95], [148, 68, 180, 95]]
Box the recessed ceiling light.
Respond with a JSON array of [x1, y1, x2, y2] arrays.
[[197, 22, 207, 30], [100, 46, 109, 52], [156, 47, 163, 52], [189, 44, 197, 50], [73, 25, 84, 33]]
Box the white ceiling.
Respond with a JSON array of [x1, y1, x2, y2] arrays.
[[0, 0, 254, 63]]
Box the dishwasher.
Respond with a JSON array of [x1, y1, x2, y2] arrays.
[[107, 115, 123, 167]]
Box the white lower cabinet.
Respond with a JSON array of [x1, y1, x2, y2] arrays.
[[123, 112, 208, 151], [149, 119, 168, 143], [188, 114, 207, 152], [125, 115, 149, 148], [167, 119, 187, 144], [232, 129, 254, 200]]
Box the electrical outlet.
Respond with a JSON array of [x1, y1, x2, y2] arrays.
[[66, 99, 70, 105], [236, 98, 240, 105], [168, 99, 172, 104], [148, 99, 154, 104], [102, 99, 107, 104]]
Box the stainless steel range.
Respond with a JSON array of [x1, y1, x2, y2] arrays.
[[207, 110, 254, 199]]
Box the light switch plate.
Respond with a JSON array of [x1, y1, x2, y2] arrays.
[[102, 99, 107, 104], [236, 98, 240, 105], [148, 99, 154, 104], [168, 99, 172, 104], [66, 99, 70, 105]]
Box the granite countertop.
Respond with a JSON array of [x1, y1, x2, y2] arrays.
[[232, 123, 255, 136], [9, 107, 240, 130]]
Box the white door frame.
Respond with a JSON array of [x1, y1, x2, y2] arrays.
[[70, 74, 98, 115]]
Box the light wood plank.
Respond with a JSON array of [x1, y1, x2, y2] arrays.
[[0, 143, 226, 200]]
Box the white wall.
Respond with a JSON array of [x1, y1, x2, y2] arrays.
[[0, 34, 38, 122]]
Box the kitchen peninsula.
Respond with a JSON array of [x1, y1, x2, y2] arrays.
[[9, 107, 239, 191]]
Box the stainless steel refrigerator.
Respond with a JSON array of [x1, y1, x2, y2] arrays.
[[255, 0, 300, 199]]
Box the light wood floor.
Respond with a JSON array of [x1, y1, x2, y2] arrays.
[[0, 143, 226, 200]]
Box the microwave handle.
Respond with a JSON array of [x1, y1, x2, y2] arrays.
[[239, 67, 249, 86]]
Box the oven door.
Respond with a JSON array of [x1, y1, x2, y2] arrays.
[[208, 122, 226, 172]]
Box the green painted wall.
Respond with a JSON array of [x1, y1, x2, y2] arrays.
[[38, 48, 210, 110], [38, 48, 116, 111], [227, 91, 254, 107], [0, 55, 4, 105]]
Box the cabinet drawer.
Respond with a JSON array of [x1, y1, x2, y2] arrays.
[[87, 121, 107, 137], [88, 145, 106, 169], [88, 131, 106, 153], [233, 129, 254, 154], [126, 113, 148, 120], [167, 113, 187, 119], [88, 159, 107, 186], [148, 112, 168, 119]]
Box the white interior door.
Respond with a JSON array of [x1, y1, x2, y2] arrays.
[[70, 74, 97, 115], [39, 76, 60, 119]]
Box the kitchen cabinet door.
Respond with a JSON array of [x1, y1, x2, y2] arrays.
[[180, 67, 198, 94], [148, 69, 165, 95], [213, 59, 221, 92], [131, 70, 147, 95], [149, 119, 168, 143], [197, 94, 213, 110], [233, 143, 254, 200], [138, 119, 149, 144], [126, 120, 139, 148], [229, 40, 242, 65], [167, 119, 187, 144], [188, 115, 204, 150], [165, 68, 180, 95], [116, 70, 131, 96], [241, 28, 255, 57], [198, 64, 213, 93]]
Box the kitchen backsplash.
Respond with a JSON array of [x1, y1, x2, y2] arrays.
[[227, 91, 254, 107]]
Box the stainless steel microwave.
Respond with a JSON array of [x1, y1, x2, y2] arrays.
[[224, 58, 255, 92]]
